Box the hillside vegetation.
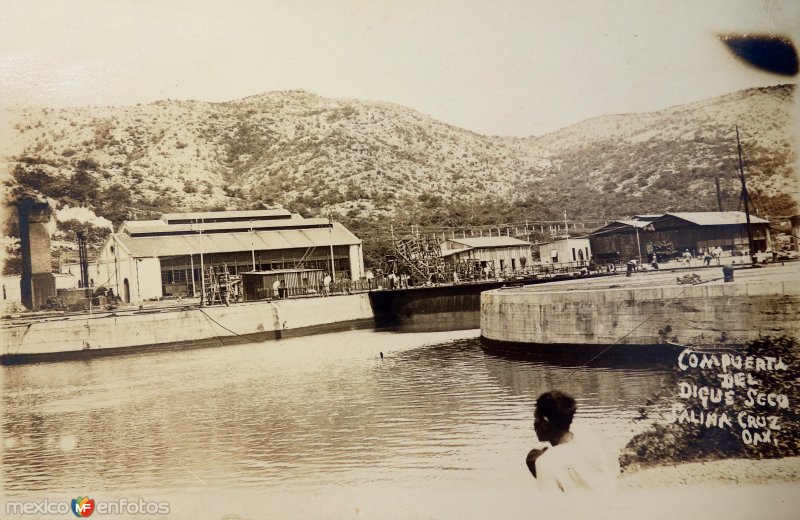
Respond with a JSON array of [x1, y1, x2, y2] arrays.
[[2, 84, 797, 270]]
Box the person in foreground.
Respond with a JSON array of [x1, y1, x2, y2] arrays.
[[526, 390, 620, 492]]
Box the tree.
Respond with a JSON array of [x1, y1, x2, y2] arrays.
[[99, 183, 132, 225], [70, 169, 100, 205], [2, 207, 21, 275]]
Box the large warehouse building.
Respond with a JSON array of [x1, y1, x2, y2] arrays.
[[587, 211, 771, 263], [88, 209, 364, 303]]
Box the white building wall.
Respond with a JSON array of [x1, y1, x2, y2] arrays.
[[539, 238, 592, 265], [55, 273, 79, 290], [1, 275, 22, 306], [133, 257, 163, 301], [95, 258, 115, 291], [105, 257, 162, 304], [88, 234, 162, 303], [349, 244, 365, 280], [445, 245, 532, 272]]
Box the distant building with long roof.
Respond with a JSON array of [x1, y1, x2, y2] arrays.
[[587, 211, 771, 263]]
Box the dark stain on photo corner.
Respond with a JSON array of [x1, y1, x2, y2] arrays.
[[720, 34, 798, 76]]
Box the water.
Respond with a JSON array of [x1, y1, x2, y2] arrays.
[[1, 329, 675, 519]]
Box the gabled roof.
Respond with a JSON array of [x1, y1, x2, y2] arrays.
[[588, 211, 769, 237], [587, 219, 652, 237], [446, 236, 531, 248], [113, 222, 360, 258], [120, 216, 332, 236], [441, 247, 471, 258], [657, 211, 769, 226], [161, 209, 292, 223]]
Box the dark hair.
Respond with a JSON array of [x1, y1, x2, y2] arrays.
[[536, 390, 577, 431]]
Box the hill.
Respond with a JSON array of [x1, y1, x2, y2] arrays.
[[522, 84, 798, 218], [1, 84, 797, 270]]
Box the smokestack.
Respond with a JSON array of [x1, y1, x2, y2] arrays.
[[77, 230, 89, 288], [18, 197, 56, 310], [791, 215, 800, 253]]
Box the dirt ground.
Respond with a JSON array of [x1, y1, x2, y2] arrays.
[[621, 456, 800, 488]]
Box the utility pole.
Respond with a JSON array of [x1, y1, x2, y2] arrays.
[[190, 253, 196, 297], [735, 125, 756, 265], [250, 219, 256, 271], [635, 226, 643, 265], [715, 175, 723, 212], [199, 218, 205, 306], [112, 233, 120, 298], [329, 216, 336, 282]]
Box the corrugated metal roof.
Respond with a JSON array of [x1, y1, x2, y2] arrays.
[[116, 222, 360, 258], [121, 219, 163, 229], [587, 219, 651, 237], [122, 216, 331, 235], [448, 236, 530, 248], [661, 211, 770, 226], [588, 211, 770, 236], [161, 209, 292, 222], [441, 247, 472, 258], [614, 219, 652, 228]]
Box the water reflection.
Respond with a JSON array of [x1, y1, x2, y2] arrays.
[[2, 329, 674, 500]]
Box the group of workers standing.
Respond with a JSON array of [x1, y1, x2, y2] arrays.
[[271, 273, 336, 299]]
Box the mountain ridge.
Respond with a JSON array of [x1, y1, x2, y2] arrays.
[[1, 84, 797, 269]]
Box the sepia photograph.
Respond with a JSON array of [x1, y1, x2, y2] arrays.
[[1, 1, 799, 518]]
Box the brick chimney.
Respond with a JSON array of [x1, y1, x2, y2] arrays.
[[18, 197, 56, 310]]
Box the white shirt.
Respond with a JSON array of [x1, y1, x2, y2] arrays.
[[535, 432, 620, 493]]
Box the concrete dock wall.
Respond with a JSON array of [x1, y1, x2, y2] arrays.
[[481, 279, 800, 348], [1, 294, 374, 363], [368, 281, 508, 330]]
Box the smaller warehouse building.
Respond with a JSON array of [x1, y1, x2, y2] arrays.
[[242, 269, 324, 300], [440, 236, 531, 274], [537, 237, 592, 266], [588, 211, 771, 263], [585, 218, 654, 264]]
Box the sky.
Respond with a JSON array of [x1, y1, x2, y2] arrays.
[[0, 0, 798, 137]]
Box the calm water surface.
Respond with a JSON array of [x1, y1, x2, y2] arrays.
[[1, 329, 675, 518]]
